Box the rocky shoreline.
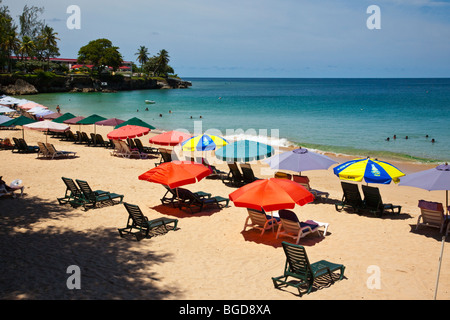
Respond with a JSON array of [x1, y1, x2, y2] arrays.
[[0, 74, 192, 95]]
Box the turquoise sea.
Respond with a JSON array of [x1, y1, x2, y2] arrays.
[[20, 78, 450, 163]]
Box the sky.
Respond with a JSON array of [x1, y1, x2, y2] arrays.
[[4, 0, 450, 78]]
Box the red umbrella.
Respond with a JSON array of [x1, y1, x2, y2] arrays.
[[229, 178, 315, 212], [138, 161, 211, 189], [107, 125, 150, 140], [149, 130, 192, 146]]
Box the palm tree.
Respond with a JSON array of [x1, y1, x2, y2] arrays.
[[18, 35, 35, 61], [39, 25, 60, 69], [135, 45, 149, 71], [154, 49, 170, 77]]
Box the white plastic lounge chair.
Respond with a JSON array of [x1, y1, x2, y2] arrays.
[[276, 209, 326, 244]]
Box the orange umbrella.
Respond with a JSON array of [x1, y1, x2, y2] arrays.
[[229, 178, 315, 212], [138, 161, 212, 188], [149, 130, 192, 146], [107, 125, 150, 140]]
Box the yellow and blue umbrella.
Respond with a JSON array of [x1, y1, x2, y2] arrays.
[[182, 134, 228, 151], [333, 157, 405, 184]]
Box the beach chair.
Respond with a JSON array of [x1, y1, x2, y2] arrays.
[[45, 143, 77, 159], [0, 176, 24, 199], [160, 185, 211, 207], [275, 171, 292, 180], [177, 188, 229, 214], [362, 185, 402, 217], [119, 140, 147, 159], [155, 148, 172, 166], [89, 133, 104, 147], [242, 208, 280, 235], [275, 210, 325, 244], [95, 134, 110, 148], [335, 182, 364, 213], [222, 162, 245, 187], [240, 163, 259, 184], [0, 138, 14, 150], [416, 200, 449, 234], [57, 177, 83, 205], [134, 138, 158, 154], [272, 241, 345, 296], [75, 179, 124, 210], [63, 130, 77, 142], [110, 140, 125, 157], [292, 175, 329, 201], [19, 138, 39, 153], [37, 142, 50, 158], [118, 202, 178, 241]]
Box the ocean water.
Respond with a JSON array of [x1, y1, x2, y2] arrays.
[[20, 78, 450, 163]]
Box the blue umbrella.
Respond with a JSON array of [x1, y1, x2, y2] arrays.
[[265, 147, 337, 174], [215, 139, 274, 163], [182, 134, 228, 152]]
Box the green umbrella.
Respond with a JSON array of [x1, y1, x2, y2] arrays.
[[114, 117, 156, 130], [0, 115, 37, 138], [76, 114, 107, 144], [52, 112, 76, 123]]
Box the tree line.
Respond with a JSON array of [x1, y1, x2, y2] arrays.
[[0, 2, 175, 78]]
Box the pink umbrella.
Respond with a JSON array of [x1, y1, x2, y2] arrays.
[[107, 125, 150, 140]]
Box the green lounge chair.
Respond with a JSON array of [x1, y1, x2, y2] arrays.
[[134, 138, 158, 154], [272, 241, 345, 296], [118, 202, 178, 241], [362, 185, 401, 217], [335, 181, 364, 213], [160, 185, 211, 207], [177, 188, 229, 214], [57, 177, 83, 205], [240, 163, 260, 184], [75, 179, 124, 210]]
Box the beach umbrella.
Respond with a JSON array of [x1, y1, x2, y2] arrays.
[[34, 110, 55, 119], [18, 101, 42, 110], [0, 115, 37, 138], [76, 114, 106, 125], [27, 106, 48, 114], [63, 116, 85, 124], [23, 120, 70, 142], [138, 161, 212, 189], [229, 178, 314, 223], [53, 112, 76, 123], [107, 125, 150, 140], [0, 106, 17, 113], [215, 139, 274, 163], [399, 163, 450, 213], [43, 112, 63, 120], [115, 117, 156, 130], [182, 134, 228, 152], [0, 115, 12, 124], [148, 130, 192, 146], [95, 118, 125, 127], [265, 147, 338, 174], [333, 157, 405, 184]]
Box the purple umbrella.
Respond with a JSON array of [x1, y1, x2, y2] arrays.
[[399, 163, 450, 213], [95, 118, 125, 127], [63, 116, 85, 124], [265, 147, 338, 174]]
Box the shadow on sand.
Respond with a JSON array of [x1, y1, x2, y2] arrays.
[[0, 195, 181, 299]]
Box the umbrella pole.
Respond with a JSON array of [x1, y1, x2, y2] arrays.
[[434, 235, 445, 300]]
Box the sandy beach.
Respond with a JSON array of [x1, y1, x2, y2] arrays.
[[0, 124, 449, 301]]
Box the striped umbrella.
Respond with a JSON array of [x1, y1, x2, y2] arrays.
[[333, 157, 405, 184], [182, 134, 228, 152]]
